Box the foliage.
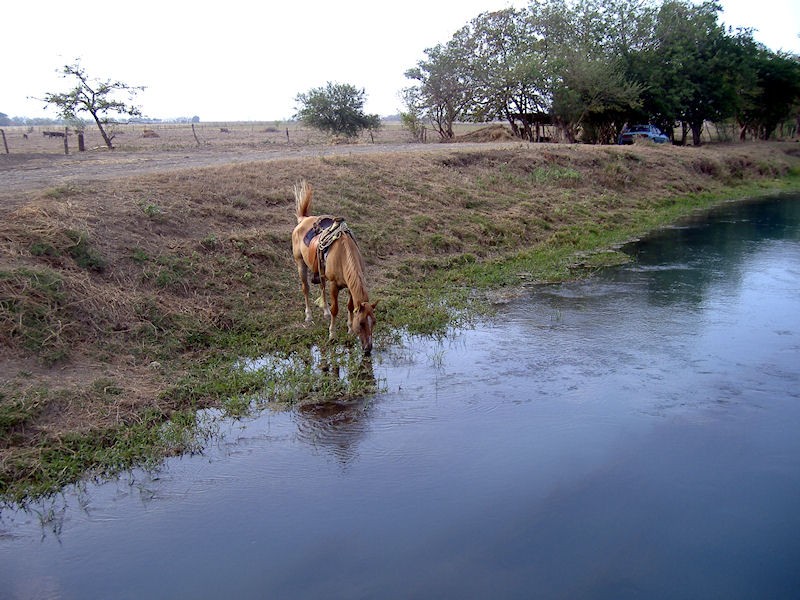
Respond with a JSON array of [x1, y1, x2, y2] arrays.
[[403, 0, 800, 144], [294, 82, 381, 138], [738, 48, 800, 140], [404, 41, 474, 140], [41, 60, 145, 149], [552, 56, 643, 143]]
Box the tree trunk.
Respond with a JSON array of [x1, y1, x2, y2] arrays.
[[91, 111, 114, 149], [690, 121, 703, 146]]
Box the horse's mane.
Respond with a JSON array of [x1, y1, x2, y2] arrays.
[[338, 235, 369, 304]]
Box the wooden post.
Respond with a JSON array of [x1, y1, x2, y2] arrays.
[[0, 129, 8, 154], [78, 131, 85, 151], [63, 127, 69, 155], [191, 123, 201, 147]]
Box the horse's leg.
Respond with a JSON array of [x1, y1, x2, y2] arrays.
[[346, 292, 355, 334], [296, 260, 313, 322], [328, 283, 339, 341], [319, 278, 331, 318]]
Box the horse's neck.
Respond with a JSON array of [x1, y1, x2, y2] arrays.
[[340, 237, 369, 304]]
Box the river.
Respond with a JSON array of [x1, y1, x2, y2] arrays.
[[1, 194, 799, 599]]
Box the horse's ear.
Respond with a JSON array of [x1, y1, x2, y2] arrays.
[[371, 300, 379, 311]]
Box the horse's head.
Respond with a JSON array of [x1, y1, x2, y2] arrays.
[[352, 301, 378, 355]]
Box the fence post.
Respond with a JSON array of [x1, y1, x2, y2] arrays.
[[78, 131, 85, 151], [0, 129, 8, 154], [63, 127, 69, 155]]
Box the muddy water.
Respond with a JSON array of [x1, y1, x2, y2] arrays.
[[2, 195, 800, 599]]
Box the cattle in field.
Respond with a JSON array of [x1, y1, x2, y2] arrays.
[[43, 131, 66, 138]]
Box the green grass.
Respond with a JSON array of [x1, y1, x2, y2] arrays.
[[2, 408, 209, 503]]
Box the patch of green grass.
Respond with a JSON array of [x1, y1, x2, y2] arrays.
[[0, 267, 69, 362], [1, 408, 209, 502], [131, 248, 150, 263], [200, 234, 220, 251], [29, 242, 60, 258], [529, 165, 582, 184], [142, 254, 195, 290], [65, 230, 106, 272], [139, 200, 163, 219], [0, 387, 48, 438], [42, 184, 80, 199]]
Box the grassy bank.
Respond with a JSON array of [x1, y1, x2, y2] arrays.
[[2, 141, 799, 501]]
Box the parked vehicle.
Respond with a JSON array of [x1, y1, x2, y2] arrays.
[[618, 124, 669, 145]]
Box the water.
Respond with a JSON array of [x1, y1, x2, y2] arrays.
[[2, 195, 800, 599]]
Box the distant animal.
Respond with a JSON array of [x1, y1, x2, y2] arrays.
[[291, 180, 377, 354], [42, 131, 65, 138]]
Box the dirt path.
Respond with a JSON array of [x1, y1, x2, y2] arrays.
[[0, 141, 519, 206]]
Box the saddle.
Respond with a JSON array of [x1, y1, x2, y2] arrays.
[[303, 216, 349, 284]]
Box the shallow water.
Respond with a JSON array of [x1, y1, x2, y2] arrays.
[[2, 195, 800, 599]]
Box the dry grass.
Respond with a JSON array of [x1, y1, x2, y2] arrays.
[[1, 135, 799, 498], [0, 120, 497, 155]]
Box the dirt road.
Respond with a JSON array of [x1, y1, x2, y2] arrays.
[[0, 141, 519, 202]]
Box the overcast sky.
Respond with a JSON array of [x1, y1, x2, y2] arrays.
[[4, 0, 799, 122]]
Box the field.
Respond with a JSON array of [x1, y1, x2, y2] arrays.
[[1, 125, 799, 500], [0, 120, 471, 155]]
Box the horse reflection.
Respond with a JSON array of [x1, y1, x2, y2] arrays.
[[295, 355, 377, 466]]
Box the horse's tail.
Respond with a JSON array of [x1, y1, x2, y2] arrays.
[[294, 180, 313, 222]]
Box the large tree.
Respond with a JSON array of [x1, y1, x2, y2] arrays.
[[460, 8, 552, 141], [552, 55, 643, 143], [738, 47, 800, 140], [639, 1, 741, 145], [294, 82, 380, 139], [42, 61, 145, 149], [404, 40, 473, 140]]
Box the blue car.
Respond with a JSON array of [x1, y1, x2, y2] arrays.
[[618, 124, 669, 145]]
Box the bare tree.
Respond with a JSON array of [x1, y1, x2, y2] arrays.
[[41, 61, 145, 149]]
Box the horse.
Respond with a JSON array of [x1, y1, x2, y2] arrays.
[[291, 180, 378, 354]]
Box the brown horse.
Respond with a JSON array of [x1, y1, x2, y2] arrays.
[[291, 181, 378, 354]]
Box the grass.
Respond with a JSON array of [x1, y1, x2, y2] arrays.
[[1, 139, 799, 502]]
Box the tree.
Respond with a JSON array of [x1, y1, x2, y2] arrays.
[[738, 48, 800, 139], [294, 82, 380, 138], [640, 1, 740, 145], [404, 40, 474, 140], [552, 56, 643, 143], [42, 61, 145, 149], [538, 0, 648, 142], [460, 8, 552, 141]]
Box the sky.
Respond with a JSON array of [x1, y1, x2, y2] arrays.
[[3, 0, 799, 122]]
